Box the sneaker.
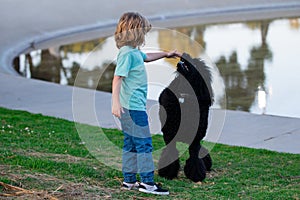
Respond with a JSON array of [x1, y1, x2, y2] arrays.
[[121, 181, 140, 190], [139, 182, 169, 195]]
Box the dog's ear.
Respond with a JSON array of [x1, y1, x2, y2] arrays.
[[180, 53, 198, 73], [180, 53, 193, 66], [176, 61, 189, 75]]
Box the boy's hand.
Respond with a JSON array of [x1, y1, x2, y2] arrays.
[[166, 50, 182, 58], [112, 102, 124, 118]]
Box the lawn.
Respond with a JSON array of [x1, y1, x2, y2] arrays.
[[0, 107, 299, 199]]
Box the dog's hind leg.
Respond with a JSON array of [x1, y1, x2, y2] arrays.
[[197, 105, 213, 171]]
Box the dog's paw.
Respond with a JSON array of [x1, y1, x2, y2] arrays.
[[158, 147, 180, 180], [158, 159, 180, 180], [184, 157, 206, 182]]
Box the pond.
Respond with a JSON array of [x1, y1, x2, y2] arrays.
[[13, 17, 300, 118]]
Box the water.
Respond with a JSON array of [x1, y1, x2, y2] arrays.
[[13, 17, 300, 118]]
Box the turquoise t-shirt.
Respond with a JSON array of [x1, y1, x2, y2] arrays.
[[114, 46, 148, 111]]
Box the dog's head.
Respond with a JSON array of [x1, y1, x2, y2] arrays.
[[175, 53, 214, 106]]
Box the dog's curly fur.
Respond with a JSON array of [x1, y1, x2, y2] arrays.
[[158, 53, 213, 182]]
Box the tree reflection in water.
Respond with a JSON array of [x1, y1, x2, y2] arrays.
[[215, 20, 272, 112], [30, 49, 62, 83], [14, 38, 116, 93]]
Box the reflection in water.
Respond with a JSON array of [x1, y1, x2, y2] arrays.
[[216, 52, 247, 111], [17, 39, 116, 93], [257, 86, 267, 114], [30, 49, 61, 83], [13, 17, 300, 118], [215, 20, 272, 112]]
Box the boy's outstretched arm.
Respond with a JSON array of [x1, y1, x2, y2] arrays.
[[144, 50, 182, 62]]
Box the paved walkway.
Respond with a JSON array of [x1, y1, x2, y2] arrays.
[[0, 0, 300, 154]]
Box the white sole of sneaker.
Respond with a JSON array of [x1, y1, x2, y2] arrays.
[[139, 188, 169, 195]]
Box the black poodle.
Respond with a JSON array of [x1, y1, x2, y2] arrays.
[[158, 53, 213, 182]]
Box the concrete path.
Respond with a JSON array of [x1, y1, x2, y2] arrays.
[[0, 0, 300, 154]]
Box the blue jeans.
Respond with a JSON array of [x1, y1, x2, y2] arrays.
[[120, 108, 154, 183]]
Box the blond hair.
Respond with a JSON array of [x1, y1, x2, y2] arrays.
[[115, 12, 151, 49]]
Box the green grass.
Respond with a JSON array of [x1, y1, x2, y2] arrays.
[[0, 107, 299, 199]]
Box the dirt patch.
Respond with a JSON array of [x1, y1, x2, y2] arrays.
[[13, 150, 90, 164], [0, 165, 118, 199]]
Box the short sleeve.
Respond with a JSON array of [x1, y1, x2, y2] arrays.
[[140, 51, 147, 61], [115, 53, 132, 77]]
